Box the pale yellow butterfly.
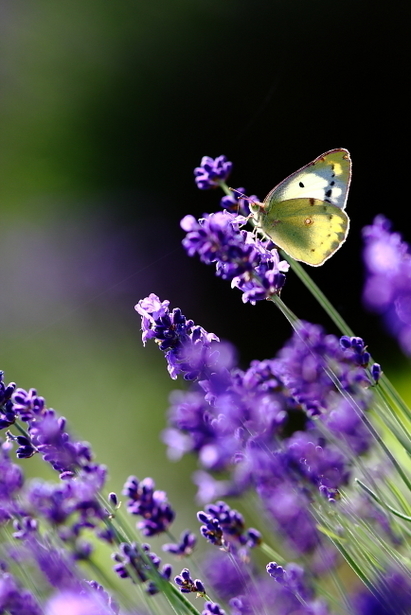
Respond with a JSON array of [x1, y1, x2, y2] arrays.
[[248, 148, 351, 266]]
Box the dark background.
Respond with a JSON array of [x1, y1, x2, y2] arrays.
[[0, 0, 409, 539]]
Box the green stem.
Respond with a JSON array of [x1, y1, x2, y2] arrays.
[[220, 181, 233, 197], [259, 541, 286, 563], [285, 256, 354, 335], [269, 294, 299, 326], [355, 479, 411, 522]]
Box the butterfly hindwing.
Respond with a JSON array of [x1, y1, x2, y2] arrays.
[[260, 198, 350, 266]]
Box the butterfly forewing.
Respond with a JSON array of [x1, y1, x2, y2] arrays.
[[265, 149, 351, 211]]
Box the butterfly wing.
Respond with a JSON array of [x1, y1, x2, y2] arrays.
[[259, 198, 350, 266], [264, 148, 351, 210]]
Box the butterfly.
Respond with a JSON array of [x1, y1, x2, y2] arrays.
[[248, 148, 351, 266]]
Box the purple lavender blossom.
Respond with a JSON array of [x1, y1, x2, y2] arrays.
[[194, 155, 233, 190], [197, 510, 224, 547], [228, 575, 331, 615], [262, 482, 320, 553], [162, 529, 197, 556], [181, 212, 288, 303], [201, 551, 249, 601], [158, 310, 379, 554], [339, 336, 371, 367], [371, 363, 382, 382], [8, 432, 36, 459], [0, 372, 16, 430], [286, 430, 350, 491], [135, 293, 220, 380], [10, 387, 97, 476], [108, 492, 118, 507], [198, 501, 261, 551], [0, 441, 24, 523], [363, 215, 411, 356], [340, 336, 382, 383], [202, 602, 226, 615], [45, 589, 117, 615], [273, 321, 373, 420], [27, 468, 108, 542], [0, 572, 42, 615], [87, 581, 119, 615], [219, 188, 258, 218], [12, 387, 45, 422], [112, 541, 171, 595], [122, 476, 175, 536], [26, 537, 84, 591], [174, 567, 206, 595], [354, 568, 411, 614], [266, 561, 313, 600], [163, 356, 293, 475]]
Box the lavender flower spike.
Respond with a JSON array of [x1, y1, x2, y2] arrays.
[[162, 529, 197, 556], [363, 215, 411, 356], [174, 568, 206, 596], [135, 294, 220, 380], [122, 476, 175, 536], [194, 155, 233, 190], [181, 212, 288, 302]]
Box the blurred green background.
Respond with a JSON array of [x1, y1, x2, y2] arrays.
[[0, 0, 410, 566]]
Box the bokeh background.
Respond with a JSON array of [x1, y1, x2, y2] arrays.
[[0, 0, 410, 565]]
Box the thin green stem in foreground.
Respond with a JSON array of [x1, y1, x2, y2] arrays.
[[285, 256, 355, 336], [356, 479, 411, 523]]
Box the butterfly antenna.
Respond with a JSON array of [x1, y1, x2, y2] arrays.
[[228, 187, 260, 219], [228, 187, 256, 203]]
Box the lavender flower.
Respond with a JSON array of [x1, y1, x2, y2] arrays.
[[151, 296, 381, 554], [11, 387, 45, 422], [181, 212, 288, 302], [0, 372, 16, 430], [45, 589, 117, 615], [354, 568, 411, 614], [363, 215, 411, 355], [10, 387, 97, 476], [219, 188, 257, 218], [174, 567, 206, 596], [197, 501, 261, 551], [194, 155, 233, 190], [135, 293, 220, 380], [201, 551, 249, 601], [162, 529, 197, 556], [0, 441, 24, 523], [0, 571, 42, 615], [112, 541, 171, 595], [122, 476, 175, 536], [202, 602, 226, 615], [266, 561, 313, 600], [273, 321, 373, 419]]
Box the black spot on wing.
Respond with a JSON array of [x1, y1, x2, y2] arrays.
[[299, 181, 305, 188]]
